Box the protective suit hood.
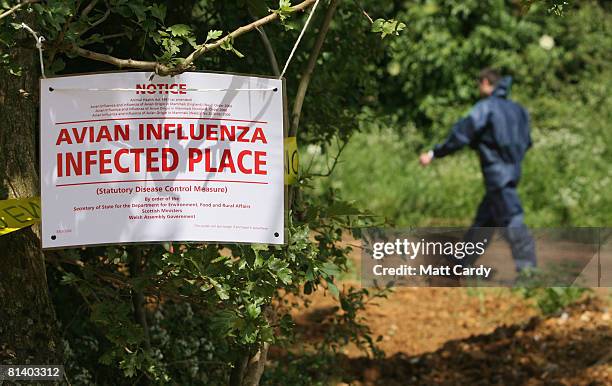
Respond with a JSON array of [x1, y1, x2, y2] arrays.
[[492, 76, 512, 98]]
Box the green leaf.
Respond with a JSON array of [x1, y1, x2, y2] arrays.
[[327, 200, 363, 216], [279, 0, 292, 11], [210, 310, 238, 335], [251, 243, 268, 252], [199, 283, 213, 292], [371, 18, 406, 39], [326, 279, 339, 298], [61, 272, 78, 285], [246, 303, 261, 319], [267, 257, 288, 272], [167, 24, 192, 38], [220, 38, 233, 51], [231, 47, 245, 58], [251, 243, 267, 268], [371, 18, 385, 33], [219, 36, 245, 58], [275, 0, 293, 23], [319, 261, 341, 277], [211, 254, 228, 264], [277, 267, 292, 284], [127, 3, 147, 22], [149, 3, 166, 21], [206, 30, 223, 42], [210, 279, 230, 300]]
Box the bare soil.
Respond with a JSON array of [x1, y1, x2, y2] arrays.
[[276, 233, 612, 385], [287, 287, 611, 385]]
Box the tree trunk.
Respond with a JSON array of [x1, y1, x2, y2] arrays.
[[0, 28, 62, 365]]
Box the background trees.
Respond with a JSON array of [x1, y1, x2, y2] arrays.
[[1, 1, 395, 384], [313, 0, 610, 228]]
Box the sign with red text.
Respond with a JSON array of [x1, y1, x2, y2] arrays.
[[40, 72, 284, 248]]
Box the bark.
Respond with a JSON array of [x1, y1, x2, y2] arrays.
[[0, 26, 62, 365], [290, 0, 340, 136], [241, 342, 269, 386], [128, 248, 151, 352], [229, 355, 249, 386]]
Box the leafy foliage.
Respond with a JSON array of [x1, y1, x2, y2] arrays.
[[50, 206, 386, 383], [371, 18, 406, 39], [1, 0, 602, 384], [0, 0, 406, 383], [313, 0, 611, 227], [515, 276, 589, 316]]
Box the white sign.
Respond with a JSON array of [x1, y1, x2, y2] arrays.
[[40, 72, 284, 248]]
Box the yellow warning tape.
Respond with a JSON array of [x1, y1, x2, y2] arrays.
[[284, 137, 299, 185], [0, 197, 41, 236]]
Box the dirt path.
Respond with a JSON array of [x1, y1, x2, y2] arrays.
[[289, 287, 611, 385], [293, 286, 536, 356], [270, 234, 611, 385]]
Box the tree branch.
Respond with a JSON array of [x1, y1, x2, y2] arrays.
[[255, 25, 280, 76], [67, 0, 317, 75], [80, 0, 98, 19], [80, 32, 128, 44], [241, 342, 269, 386], [352, 0, 374, 24], [128, 247, 151, 352], [0, 0, 38, 21], [290, 0, 340, 136], [79, 2, 110, 36], [70, 44, 174, 73], [229, 355, 249, 386], [287, 0, 339, 210], [308, 136, 349, 177]]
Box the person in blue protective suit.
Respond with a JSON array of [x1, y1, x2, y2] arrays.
[[419, 68, 537, 272]]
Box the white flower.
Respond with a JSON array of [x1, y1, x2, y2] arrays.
[[539, 34, 555, 50], [306, 144, 321, 155], [387, 61, 401, 76]]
